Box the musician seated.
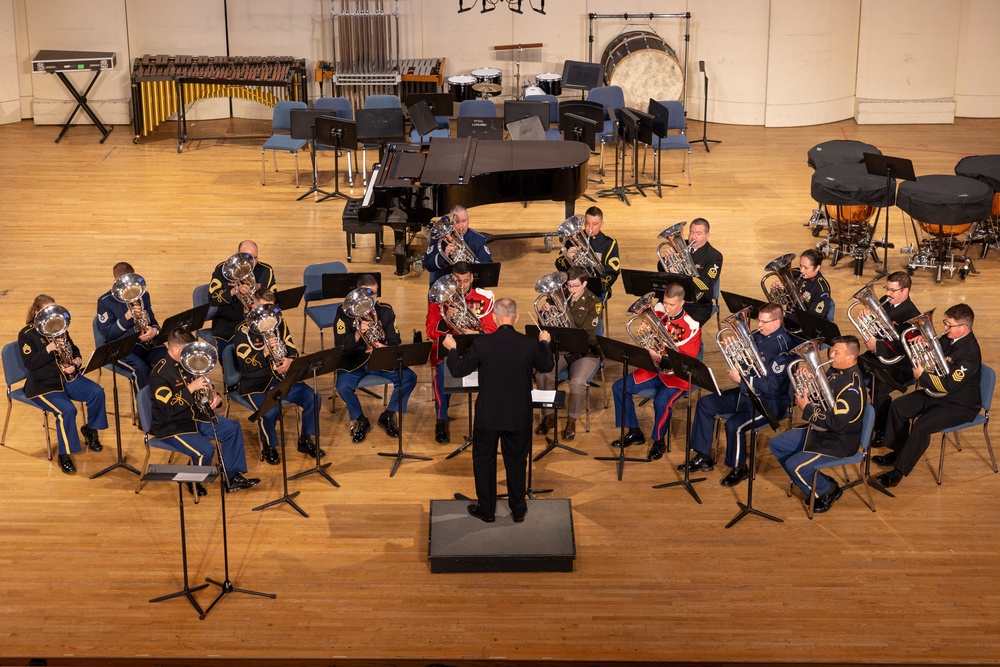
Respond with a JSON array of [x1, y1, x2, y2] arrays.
[[96, 262, 162, 389], [234, 289, 322, 465], [426, 262, 498, 444], [611, 283, 700, 460], [334, 275, 416, 443], [535, 267, 603, 440], [679, 303, 795, 487], [423, 206, 492, 286], [210, 240, 276, 356], [150, 328, 259, 493], [555, 205, 621, 299], [769, 335, 866, 513], [873, 304, 981, 489], [658, 218, 723, 326], [794, 249, 834, 320], [20, 295, 108, 475]]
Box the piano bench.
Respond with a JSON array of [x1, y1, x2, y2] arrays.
[[342, 197, 384, 263]]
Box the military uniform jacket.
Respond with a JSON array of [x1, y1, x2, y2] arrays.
[[634, 306, 701, 390], [802, 363, 866, 458], [423, 228, 493, 284], [149, 358, 208, 438], [18, 325, 81, 398], [917, 332, 981, 409], [565, 288, 602, 354], [233, 319, 299, 395], [793, 269, 833, 318], [334, 301, 403, 371], [426, 287, 498, 364], [96, 289, 159, 345], [743, 326, 796, 415], [690, 242, 723, 303], [555, 231, 621, 297], [209, 261, 276, 341], [874, 295, 919, 368]]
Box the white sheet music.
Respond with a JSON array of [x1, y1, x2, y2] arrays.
[[531, 389, 557, 403], [172, 472, 207, 482], [462, 371, 479, 388]]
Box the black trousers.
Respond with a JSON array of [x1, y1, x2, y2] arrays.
[[861, 352, 913, 436], [884, 391, 978, 476], [472, 426, 530, 518]]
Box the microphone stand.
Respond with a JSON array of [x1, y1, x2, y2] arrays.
[[694, 62, 720, 153]]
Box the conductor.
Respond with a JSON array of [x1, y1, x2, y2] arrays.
[[443, 298, 554, 524]]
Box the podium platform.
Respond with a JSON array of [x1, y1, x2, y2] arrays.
[[428, 499, 576, 573]]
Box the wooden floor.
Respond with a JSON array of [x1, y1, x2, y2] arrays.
[[2, 115, 1000, 666]]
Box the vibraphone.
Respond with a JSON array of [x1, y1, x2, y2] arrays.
[[131, 54, 308, 150], [315, 58, 444, 109]]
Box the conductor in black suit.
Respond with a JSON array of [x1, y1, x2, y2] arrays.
[[443, 297, 553, 523]]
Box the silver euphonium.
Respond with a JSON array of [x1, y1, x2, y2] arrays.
[[625, 292, 677, 355], [179, 340, 219, 422], [430, 215, 477, 265], [34, 304, 80, 381], [557, 215, 603, 275], [533, 271, 574, 328], [716, 307, 767, 381], [787, 338, 836, 415], [847, 279, 904, 364], [111, 273, 151, 337], [657, 222, 698, 278], [901, 309, 950, 397], [761, 253, 807, 312], [429, 275, 486, 333], [222, 252, 258, 312], [343, 287, 386, 349], [246, 303, 288, 375]]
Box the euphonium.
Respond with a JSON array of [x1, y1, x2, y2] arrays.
[[111, 273, 151, 337], [179, 340, 219, 423], [901, 309, 950, 397], [656, 222, 698, 278], [33, 304, 80, 381], [429, 275, 486, 333], [761, 253, 807, 312], [557, 215, 603, 275], [222, 252, 258, 312], [787, 338, 836, 415], [246, 303, 288, 375], [846, 278, 903, 364], [625, 292, 677, 355], [342, 287, 386, 349], [430, 215, 477, 265], [716, 307, 767, 381], [533, 271, 574, 328]]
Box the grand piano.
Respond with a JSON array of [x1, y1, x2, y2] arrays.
[[357, 137, 591, 274]]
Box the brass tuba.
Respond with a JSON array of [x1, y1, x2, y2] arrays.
[[901, 309, 950, 397], [533, 271, 574, 328], [656, 222, 698, 278], [342, 287, 386, 349], [787, 338, 836, 415], [179, 340, 219, 422], [111, 273, 151, 337], [625, 292, 677, 355], [246, 303, 288, 375], [557, 215, 603, 275], [429, 275, 486, 333], [430, 215, 477, 266], [761, 253, 807, 312], [846, 278, 904, 364], [222, 252, 258, 312], [34, 304, 80, 381], [716, 307, 767, 381]]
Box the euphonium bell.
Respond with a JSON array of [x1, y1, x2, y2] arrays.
[[430, 215, 477, 266], [34, 304, 80, 381], [716, 307, 767, 380], [429, 275, 485, 333], [179, 340, 219, 422], [761, 253, 806, 312], [246, 303, 288, 374], [533, 271, 574, 328], [557, 215, 603, 275], [656, 222, 698, 278], [901, 309, 950, 397], [625, 292, 677, 355], [111, 273, 151, 337], [343, 287, 386, 349], [787, 338, 835, 414], [846, 278, 903, 364], [222, 252, 258, 311]]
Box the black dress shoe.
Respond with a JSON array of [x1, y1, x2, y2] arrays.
[[350, 416, 371, 443], [872, 451, 897, 466], [875, 468, 904, 488], [467, 504, 495, 523], [720, 466, 749, 487], [678, 453, 714, 472], [58, 454, 76, 474], [261, 445, 280, 465], [186, 482, 208, 497], [226, 472, 261, 492], [512, 506, 528, 523], [81, 426, 102, 452], [297, 437, 325, 458], [377, 412, 400, 438], [648, 440, 667, 460], [870, 431, 886, 448], [435, 420, 450, 444], [812, 482, 843, 514], [611, 429, 645, 449]]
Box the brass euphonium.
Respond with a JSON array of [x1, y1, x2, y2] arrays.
[[533, 271, 574, 328], [557, 215, 603, 275], [34, 304, 80, 381], [716, 307, 767, 381], [901, 309, 950, 397], [222, 252, 258, 312], [846, 278, 904, 364], [761, 253, 807, 312], [625, 292, 677, 355], [111, 273, 151, 338], [430, 215, 477, 266], [179, 340, 219, 423], [246, 303, 288, 375], [656, 222, 698, 278], [429, 275, 486, 333], [787, 338, 836, 415], [342, 287, 386, 349]]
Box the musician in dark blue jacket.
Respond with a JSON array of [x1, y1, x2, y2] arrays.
[[96, 262, 161, 389], [423, 206, 492, 285]]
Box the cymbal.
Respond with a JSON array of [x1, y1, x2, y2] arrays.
[[472, 83, 502, 94]]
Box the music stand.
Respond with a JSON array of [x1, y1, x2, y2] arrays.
[[864, 153, 915, 277], [504, 100, 550, 133], [525, 325, 590, 460], [156, 304, 210, 344], [443, 334, 481, 460], [597, 108, 638, 206], [724, 385, 783, 528], [561, 60, 604, 94], [621, 269, 697, 302], [356, 107, 406, 165], [562, 112, 597, 151], [287, 347, 343, 487], [145, 464, 218, 619], [316, 115, 357, 202], [468, 262, 501, 289], [404, 92, 455, 118], [368, 342, 434, 477], [795, 310, 841, 343], [857, 354, 903, 498], [721, 291, 767, 319], [274, 285, 306, 311], [594, 336, 656, 480], [290, 109, 336, 201], [694, 61, 721, 153], [457, 116, 503, 140], [627, 107, 657, 196], [322, 271, 383, 300], [84, 332, 141, 480]]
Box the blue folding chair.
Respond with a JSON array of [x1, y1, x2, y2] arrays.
[[647, 99, 691, 191], [192, 284, 218, 347], [524, 94, 562, 140], [133, 386, 203, 502], [458, 99, 497, 118], [586, 86, 625, 175], [302, 262, 347, 351], [2, 341, 54, 459], [261, 100, 308, 187], [937, 364, 997, 484]]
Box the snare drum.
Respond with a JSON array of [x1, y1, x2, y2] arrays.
[[601, 31, 684, 111], [536, 72, 562, 96], [471, 67, 502, 97], [448, 75, 477, 102]]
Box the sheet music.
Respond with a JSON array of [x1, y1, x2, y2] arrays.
[[172, 472, 207, 482], [531, 389, 557, 403], [462, 371, 479, 388]]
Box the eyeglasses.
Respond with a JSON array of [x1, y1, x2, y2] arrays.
[[884, 286, 905, 294], [757, 318, 778, 325], [566, 282, 583, 289], [943, 321, 967, 330]]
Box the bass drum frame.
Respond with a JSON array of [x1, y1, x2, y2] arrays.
[[600, 31, 684, 111]]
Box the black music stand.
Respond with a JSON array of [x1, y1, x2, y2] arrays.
[[322, 271, 383, 300], [443, 334, 481, 460], [628, 107, 657, 197], [404, 92, 455, 118], [504, 100, 550, 134], [561, 60, 604, 94], [721, 291, 767, 319], [145, 464, 218, 619], [290, 109, 336, 201], [356, 108, 406, 165], [407, 99, 440, 139], [795, 310, 841, 343], [562, 112, 598, 150], [864, 153, 915, 277], [84, 332, 141, 480], [369, 342, 434, 477], [468, 262, 501, 289], [287, 347, 343, 488], [857, 354, 904, 499], [525, 325, 590, 460], [155, 304, 210, 344], [621, 269, 697, 301], [594, 336, 656, 480], [694, 61, 720, 153], [652, 348, 721, 504], [316, 115, 357, 202], [647, 100, 680, 195], [724, 385, 782, 528], [597, 108, 638, 206], [275, 285, 306, 312]]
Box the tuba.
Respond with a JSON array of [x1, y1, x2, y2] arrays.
[[761, 253, 807, 312], [246, 303, 288, 375], [222, 252, 258, 312], [111, 273, 151, 338], [656, 222, 698, 278], [557, 215, 603, 275], [716, 307, 767, 381], [901, 309, 950, 397], [179, 340, 219, 423], [342, 287, 386, 350], [625, 292, 677, 355], [787, 338, 836, 415], [430, 215, 477, 266], [429, 275, 487, 333], [34, 304, 80, 381], [533, 271, 574, 328], [846, 278, 904, 364]]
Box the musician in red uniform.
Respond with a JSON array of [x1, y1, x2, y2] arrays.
[[426, 262, 498, 444]]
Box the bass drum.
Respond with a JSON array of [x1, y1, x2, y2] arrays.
[[601, 31, 684, 111]]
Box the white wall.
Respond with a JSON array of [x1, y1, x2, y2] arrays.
[[0, 0, 18, 124], [955, 0, 1000, 118]]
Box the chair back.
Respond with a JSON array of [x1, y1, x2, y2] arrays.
[[586, 86, 625, 120], [656, 100, 686, 131], [458, 99, 497, 118], [93, 316, 107, 348], [365, 95, 402, 110], [314, 97, 353, 120], [136, 386, 154, 434], [825, 299, 836, 322], [220, 344, 242, 390], [2, 341, 28, 387], [303, 261, 347, 304], [980, 365, 996, 413], [524, 94, 559, 125], [858, 403, 875, 451], [192, 284, 219, 322], [272, 100, 307, 131]]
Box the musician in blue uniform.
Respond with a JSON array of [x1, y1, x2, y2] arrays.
[[209, 240, 276, 356], [423, 206, 492, 286], [96, 262, 162, 389]]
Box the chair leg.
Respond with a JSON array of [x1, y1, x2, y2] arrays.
[[294, 151, 300, 188], [938, 432, 949, 485], [347, 150, 355, 186], [44, 412, 53, 460], [272, 150, 278, 173], [261, 148, 266, 185], [807, 471, 818, 519], [984, 422, 998, 473], [686, 148, 692, 186], [1, 399, 12, 446], [302, 311, 308, 354], [860, 460, 876, 512], [135, 444, 153, 495], [584, 383, 591, 433]]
